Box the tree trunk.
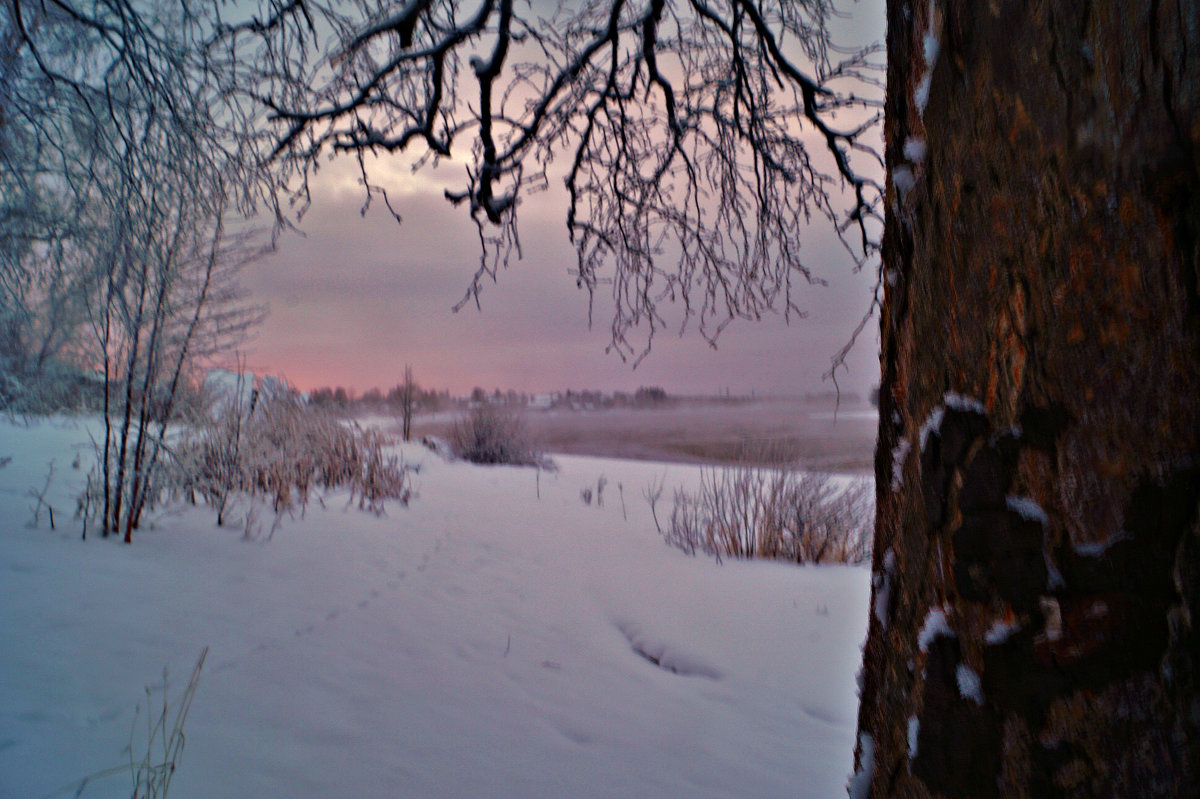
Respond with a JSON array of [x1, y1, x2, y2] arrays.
[[402, 365, 414, 442], [855, 1, 1200, 796]]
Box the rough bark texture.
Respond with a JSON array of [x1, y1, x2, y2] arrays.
[[855, 1, 1200, 797]]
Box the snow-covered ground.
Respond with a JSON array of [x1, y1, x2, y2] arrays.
[[0, 416, 870, 799]]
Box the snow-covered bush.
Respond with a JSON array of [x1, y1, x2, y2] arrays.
[[172, 388, 412, 526], [449, 404, 543, 466], [657, 461, 873, 564], [0, 361, 104, 415]]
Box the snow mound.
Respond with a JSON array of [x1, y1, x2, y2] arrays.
[[613, 618, 722, 680]]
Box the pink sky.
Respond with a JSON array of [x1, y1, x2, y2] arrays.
[[239, 165, 880, 397], [237, 2, 884, 399]]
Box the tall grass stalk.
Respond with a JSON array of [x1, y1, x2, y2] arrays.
[[37, 647, 208, 799]]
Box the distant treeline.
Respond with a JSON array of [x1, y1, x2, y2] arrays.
[[308, 384, 454, 412], [305, 383, 675, 413]]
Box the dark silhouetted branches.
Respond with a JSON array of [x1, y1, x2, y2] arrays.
[[234, 0, 883, 361]]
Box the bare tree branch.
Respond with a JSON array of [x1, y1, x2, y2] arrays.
[[235, 0, 883, 359]]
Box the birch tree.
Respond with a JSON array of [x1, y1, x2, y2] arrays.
[[3, 0, 281, 540]]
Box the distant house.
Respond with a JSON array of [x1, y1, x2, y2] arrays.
[[258, 375, 290, 402], [204, 369, 293, 416], [528, 394, 555, 410], [204, 369, 255, 414]]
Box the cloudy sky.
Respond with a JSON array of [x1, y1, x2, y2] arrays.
[[239, 1, 884, 399]]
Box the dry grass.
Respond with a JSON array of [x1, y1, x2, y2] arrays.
[[128, 648, 208, 799], [41, 648, 208, 799], [655, 445, 873, 564], [173, 390, 412, 528]]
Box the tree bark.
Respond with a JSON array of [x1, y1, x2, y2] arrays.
[[856, 1, 1200, 796]]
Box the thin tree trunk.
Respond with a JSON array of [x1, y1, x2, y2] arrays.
[[402, 364, 414, 442], [113, 252, 150, 542], [131, 213, 225, 530], [126, 202, 189, 538], [855, 2, 1200, 796], [125, 279, 164, 540], [100, 283, 113, 538]]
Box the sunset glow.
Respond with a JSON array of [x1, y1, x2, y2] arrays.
[[242, 158, 881, 397]]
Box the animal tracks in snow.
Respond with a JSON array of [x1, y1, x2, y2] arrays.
[[210, 539, 440, 676]]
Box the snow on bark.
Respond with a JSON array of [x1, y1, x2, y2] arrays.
[[848, 733, 875, 799], [893, 165, 916, 198], [919, 391, 987, 451], [1005, 495, 1048, 525], [903, 137, 926, 163], [1044, 551, 1066, 590], [1074, 532, 1131, 557], [890, 438, 910, 491], [918, 607, 952, 652], [918, 405, 945, 451], [955, 664, 983, 705], [873, 549, 895, 628], [984, 617, 1020, 645], [942, 391, 986, 415], [913, 1, 940, 115]]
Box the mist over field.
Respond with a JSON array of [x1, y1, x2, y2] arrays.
[[409, 396, 878, 473]]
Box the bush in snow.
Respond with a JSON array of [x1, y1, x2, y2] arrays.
[[449, 403, 544, 467], [171, 386, 411, 527], [0, 360, 105, 415], [656, 452, 873, 564]]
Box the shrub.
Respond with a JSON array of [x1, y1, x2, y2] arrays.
[[655, 458, 873, 565], [171, 387, 412, 528], [449, 404, 542, 466], [0, 360, 105, 415]]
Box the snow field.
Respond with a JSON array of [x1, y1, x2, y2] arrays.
[[0, 417, 870, 799]]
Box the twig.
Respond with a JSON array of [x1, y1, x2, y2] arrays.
[[27, 462, 56, 530]]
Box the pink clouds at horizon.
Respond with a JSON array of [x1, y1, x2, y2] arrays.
[[238, 163, 880, 399]]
